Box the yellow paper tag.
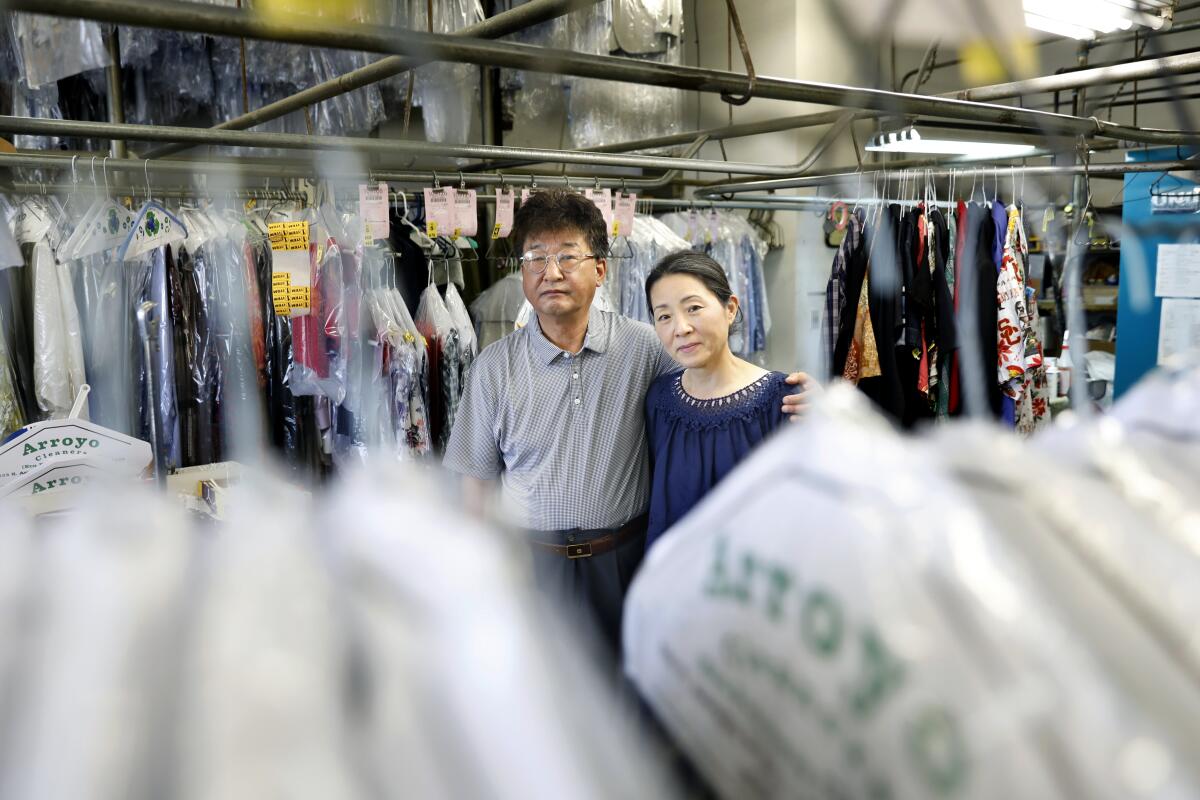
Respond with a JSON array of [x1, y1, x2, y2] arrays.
[[403, 331, 415, 344], [267, 220, 310, 251], [426, 220, 438, 238], [611, 220, 621, 237], [1042, 208, 1053, 233], [492, 222, 502, 240], [271, 272, 292, 315], [364, 220, 374, 244], [288, 286, 311, 310], [244, 198, 257, 212]]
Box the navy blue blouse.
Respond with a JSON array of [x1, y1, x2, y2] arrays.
[[644, 370, 790, 550]]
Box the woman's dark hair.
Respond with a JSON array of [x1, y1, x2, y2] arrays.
[[645, 250, 736, 319], [511, 189, 610, 259]]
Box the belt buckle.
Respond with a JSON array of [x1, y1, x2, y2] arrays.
[[567, 542, 593, 559]]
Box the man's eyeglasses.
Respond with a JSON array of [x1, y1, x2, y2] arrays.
[[520, 251, 598, 274]]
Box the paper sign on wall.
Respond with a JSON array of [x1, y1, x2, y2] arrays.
[[424, 187, 454, 238], [268, 220, 311, 318], [493, 189, 515, 239], [1155, 243, 1200, 298], [453, 188, 478, 238], [359, 182, 390, 243], [612, 192, 636, 237], [1158, 297, 1200, 365]]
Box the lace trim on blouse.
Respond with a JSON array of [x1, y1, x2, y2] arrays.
[[658, 371, 781, 430]]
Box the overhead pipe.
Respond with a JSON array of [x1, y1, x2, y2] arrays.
[[695, 159, 1200, 198], [144, 0, 601, 158], [0, 138, 709, 190], [0, 116, 807, 177], [14, 0, 1200, 149]]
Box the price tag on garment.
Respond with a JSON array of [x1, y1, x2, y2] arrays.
[[271, 271, 293, 315], [423, 187, 454, 239], [268, 220, 312, 318], [521, 188, 532, 205], [686, 208, 700, 242], [584, 188, 613, 230], [359, 182, 390, 243], [16, 200, 51, 245], [707, 208, 720, 244], [267, 220, 310, 252], [493, 188, 515, 239], [453, 188, 478, 238], [611, 192, 637, 237]]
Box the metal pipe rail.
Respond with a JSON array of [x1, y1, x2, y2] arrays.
[[0, 146, 709, 191], [695, 159, 1200, 198], [0, 116, 791, 177], [15, 0, 1200, 149]]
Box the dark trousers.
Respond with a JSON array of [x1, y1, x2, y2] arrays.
[[529, 519, 647, 658]]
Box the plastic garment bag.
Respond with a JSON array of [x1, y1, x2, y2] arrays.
[[0, 304, 21, 438], [469, 272, 524, 349], [169, 244, 222, 467], [0, 248, 35, 423], [129, 247, 180, 471], [288, 238, 347, 403], [30, 238, 87, 418], [70, 250, 135, 435], [625, 385, 1200, 800], [8, 13, 110, 88], [0, 488, 192, 800], [416, 283, 456, 451], [410, 0, 482, 146], [615, 214, 689, 324]]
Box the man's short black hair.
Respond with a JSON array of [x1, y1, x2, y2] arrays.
[[511, 188, 610, 259]]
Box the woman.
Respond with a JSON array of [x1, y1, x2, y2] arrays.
[[643, 251, 793, 552]]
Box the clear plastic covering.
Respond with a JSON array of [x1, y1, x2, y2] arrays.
[[0, 469, 678, 800], [407, 0, 483, 145], [287, 239, 348, 403], [468, 271, 524, 349], [613, 213, 689, 325], [10, 80, 65, 152], [626, 384, 1200, 800], [0, 303, 21, 438], [8, 13, 110, 89], [31, 237, 87, 419], [502, 0, 684, 149]]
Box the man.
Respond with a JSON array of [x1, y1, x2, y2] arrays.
[[444, 190, 814, 653]]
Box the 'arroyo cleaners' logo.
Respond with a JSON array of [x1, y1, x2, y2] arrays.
[[22, 437, 102, 460], [31, 475, 87, 494]]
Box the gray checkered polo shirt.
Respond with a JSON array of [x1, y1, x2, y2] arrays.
[[443, 306, 677, 531]]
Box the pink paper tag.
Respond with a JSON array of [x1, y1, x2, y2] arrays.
[[359, 182, 390, 242], [493, 189, 515, 239], [584, 188, 613, 230], [453, 188, 478, 238], [423, 187, 455, 238], [612, 192, 636, 237], [520, 188, 532, 204]]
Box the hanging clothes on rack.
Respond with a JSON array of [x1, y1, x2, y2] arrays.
[[823, 189, 1053, 430], [615, 214, 690, 324]]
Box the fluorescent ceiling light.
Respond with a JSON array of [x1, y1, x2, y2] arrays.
[[866, 127, 1038, 159], [1024, 0, 1162, 39]]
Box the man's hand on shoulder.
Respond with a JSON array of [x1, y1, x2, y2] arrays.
[[782, 372, 822, 420]]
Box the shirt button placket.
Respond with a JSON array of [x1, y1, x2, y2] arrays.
[[572, 355, 581, 407]]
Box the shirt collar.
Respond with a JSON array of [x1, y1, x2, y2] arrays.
[[528, 305, 610, 365]]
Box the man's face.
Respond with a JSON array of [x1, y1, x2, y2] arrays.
[[520, 227, 607, 321]]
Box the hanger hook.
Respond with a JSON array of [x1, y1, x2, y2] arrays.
[[144, 158, 152, 203], [432, 170, 440, 189], [458, 171, 465, 190], [497, 171, 506, 189], [70, 154, 78, 186], [102, 156, 110, 197]]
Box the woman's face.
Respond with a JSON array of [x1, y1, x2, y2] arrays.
[[650, 273, 738, 369]]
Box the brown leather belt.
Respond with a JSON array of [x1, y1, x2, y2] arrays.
[[531, 514, 648, 559]]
